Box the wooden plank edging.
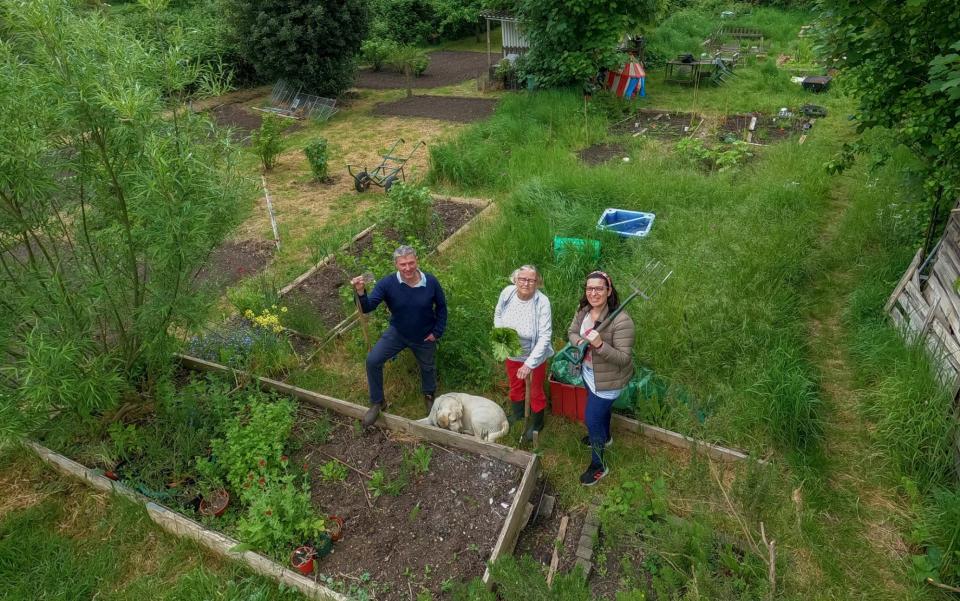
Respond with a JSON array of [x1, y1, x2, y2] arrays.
[[176, 353, 533, 468], [611, 414, 763, 464], [435, 201, 497, 255], [146, 503, 348, 601], [278, 224, 377, 297], [483, 453, 540, 585], [24, 441, 346, 601]]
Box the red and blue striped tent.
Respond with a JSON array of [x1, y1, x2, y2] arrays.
[[605, 61, 646, 98]]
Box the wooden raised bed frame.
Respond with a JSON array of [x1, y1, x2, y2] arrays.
[[26, 352, 538, 599]]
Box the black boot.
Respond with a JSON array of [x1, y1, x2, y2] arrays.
[[508, 401, 525, 426], [424, 392, 435, 414], [523, 409, 544, 443]]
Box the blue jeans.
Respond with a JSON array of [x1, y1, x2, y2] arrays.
[[585, 386, 615, 468], [365, 326, 436, 405]]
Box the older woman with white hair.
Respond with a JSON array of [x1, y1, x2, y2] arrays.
[[493, 264, 553, 441]]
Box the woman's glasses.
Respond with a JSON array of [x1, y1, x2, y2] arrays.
[[516, 277, 537, 285], [585, 286, 607, 294]]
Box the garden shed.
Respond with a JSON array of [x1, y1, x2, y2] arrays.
[[480, 10, 529, 67]]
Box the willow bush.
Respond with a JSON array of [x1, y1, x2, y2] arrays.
[[0, 0, 250, 442]]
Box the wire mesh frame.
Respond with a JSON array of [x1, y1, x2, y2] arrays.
[[262, 80, 338, 121]]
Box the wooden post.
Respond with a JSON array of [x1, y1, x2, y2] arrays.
[[261, 175, 280, 251], [486, 18, 492, 69], [547, 515, 569, 587]]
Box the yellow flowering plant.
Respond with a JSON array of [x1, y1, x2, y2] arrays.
[[243, 305, 289, 334]]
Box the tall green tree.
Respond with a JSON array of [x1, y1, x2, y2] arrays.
[[0, 0, 250, 439], [226, 0, 369, 97], [517, 0, 663, 88], [817, 1, 960, 203]]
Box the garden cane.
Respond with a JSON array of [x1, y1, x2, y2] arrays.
[[519, 372, 531, 445], [354, 272, 375, 351]]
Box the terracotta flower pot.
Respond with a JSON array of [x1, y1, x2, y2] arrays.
[[327, 515, 344, 542], [291, 546, 315, 576], [198, 489, 229, 517]]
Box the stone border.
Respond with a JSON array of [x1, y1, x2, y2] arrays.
[[25, 441, 347, 601], [574, 503, 601, 579]]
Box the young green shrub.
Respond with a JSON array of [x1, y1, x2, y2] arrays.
[[303, 138, 330, 181], [251, 113, 289, 171], [388, 45, 430, 97], [236, 466, 326, 557], [381, 182, 438, 244], [361, 39, 399, 71]]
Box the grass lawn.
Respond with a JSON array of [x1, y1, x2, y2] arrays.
[[0, 447, 305, 601]]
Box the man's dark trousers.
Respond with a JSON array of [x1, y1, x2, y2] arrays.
[[365, 326, 436, 405]]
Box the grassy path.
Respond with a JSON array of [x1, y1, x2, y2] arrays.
[[802, 184, 916, 599], [0, 448, 304, 601]]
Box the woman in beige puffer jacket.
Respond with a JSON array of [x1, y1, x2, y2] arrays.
[[567, 271, 635, 486]]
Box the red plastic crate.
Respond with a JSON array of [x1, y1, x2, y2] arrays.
[[548, 378, 587, 423]]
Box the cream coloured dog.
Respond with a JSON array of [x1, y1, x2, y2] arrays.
[[418, 392, 510, 443]]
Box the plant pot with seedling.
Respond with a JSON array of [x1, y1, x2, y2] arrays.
[[199, 489, 230, 517], [327, 515, 344, 542], [291, 545, 316, 575]]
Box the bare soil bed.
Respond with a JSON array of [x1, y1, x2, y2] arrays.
[[588, 533, 648, 599], [293, 405, 522, 598], [284, 198, 482, 329], [193, 239, 275, 293], [720, 112, 807, 144], [355, 51, 488, 89], [373, 95, 498, 123], [577, 143, 629, 165], [209, 103, 303, 144], [611, 109, 703, 139]]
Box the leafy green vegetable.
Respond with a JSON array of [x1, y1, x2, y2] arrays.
[[490, 328, 523, 362]]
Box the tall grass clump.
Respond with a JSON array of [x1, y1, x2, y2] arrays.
[[426, 88, 840, 456]]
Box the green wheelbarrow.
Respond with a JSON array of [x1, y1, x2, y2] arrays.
[[347, 138, 425, 193]]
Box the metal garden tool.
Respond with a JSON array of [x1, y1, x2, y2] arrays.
[[555, 259, 673, 367]]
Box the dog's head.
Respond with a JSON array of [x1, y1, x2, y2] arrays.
[[435, 398, 464, 432]]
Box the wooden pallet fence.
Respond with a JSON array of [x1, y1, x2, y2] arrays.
[[886, 200, 960, 477]]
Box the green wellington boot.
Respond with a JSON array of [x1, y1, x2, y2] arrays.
[[522, 409, 544, 443]]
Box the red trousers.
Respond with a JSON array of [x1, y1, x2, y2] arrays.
[[505, 359, 547, 413]]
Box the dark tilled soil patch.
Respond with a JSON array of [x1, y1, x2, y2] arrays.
[[719, 112, 807, 143], [293, 406, 522, 598], [283, 198, 481, 329], [355, 51, 488, 89], [577, 143, 629, 166], [611, 109, 703, 139], [373, 95, 498, 123], [513, 485, 586, 575], [209, 104, 303, 145], [193, 239, 275, 293], [589, 533, 648, 600]]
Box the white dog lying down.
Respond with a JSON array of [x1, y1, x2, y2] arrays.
[[418, 392, 510, 443]]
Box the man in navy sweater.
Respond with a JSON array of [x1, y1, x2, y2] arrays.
[[351, 245, 448, 427]]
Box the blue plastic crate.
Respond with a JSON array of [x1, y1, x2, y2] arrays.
[[596, 208, 655, 238]]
